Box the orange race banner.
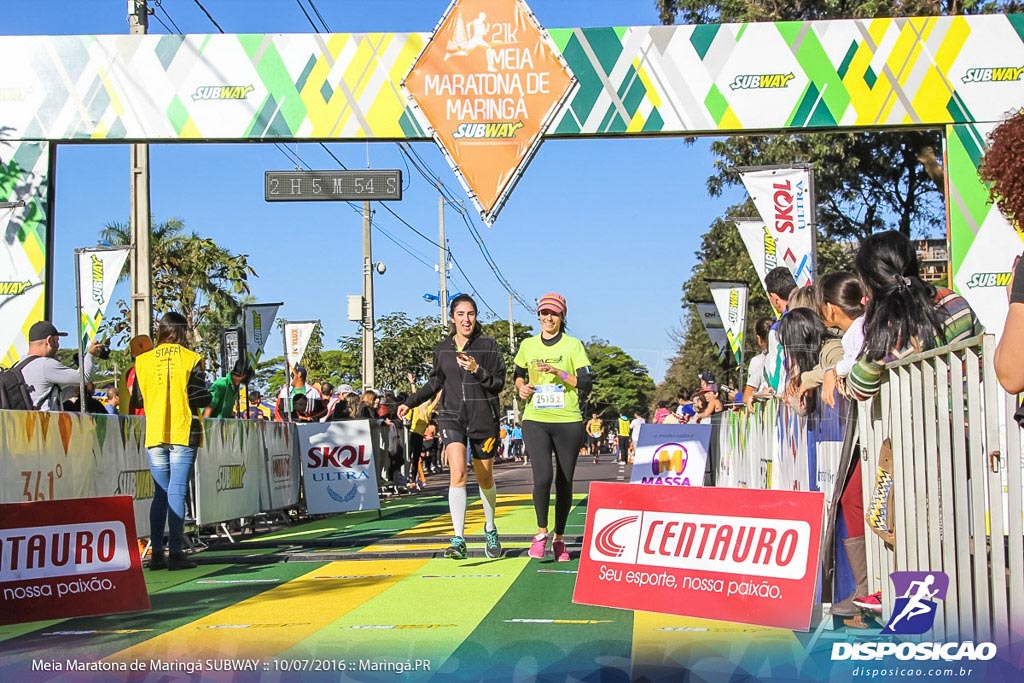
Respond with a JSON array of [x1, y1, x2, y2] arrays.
[[404, 0, 574, 224], [0, 496, 150, 625]]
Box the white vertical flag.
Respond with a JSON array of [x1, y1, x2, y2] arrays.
[[693, 301, 730, 364], [77, 246, 130, 349], [244, 303, 281, 364], [284, 321, 316, 368], [738, 166, 815, 286], [708, 281, 748, 367], [732, 218, 776, 297]]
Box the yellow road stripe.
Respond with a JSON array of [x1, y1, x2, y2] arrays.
[[104, 560, 427, 662]]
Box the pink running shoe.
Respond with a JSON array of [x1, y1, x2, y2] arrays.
[[853, 591, 883, 614], [528, 533, 548, 559], [552, 539, 570, 562]]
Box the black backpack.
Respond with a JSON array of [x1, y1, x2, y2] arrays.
[[0, 355, 41, 410]]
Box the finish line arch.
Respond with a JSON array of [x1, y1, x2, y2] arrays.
[[1, 8, 1022, 361]]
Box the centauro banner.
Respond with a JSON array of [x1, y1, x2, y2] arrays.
[[76, 247, 130, 350], [693, 301, 729, 365], [244, 303, 281, 366], [732, 218, 774, 297], [402, 0, 575, 224], [739, 166, 814, 286], [708, 281, 748, 366]]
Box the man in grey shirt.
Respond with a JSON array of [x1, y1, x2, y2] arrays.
[[20, 321, 100, 411]]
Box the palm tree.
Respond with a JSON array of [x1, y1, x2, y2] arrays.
[[98, 217, 257, 368]]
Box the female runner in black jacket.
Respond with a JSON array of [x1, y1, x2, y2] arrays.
[[398, 294, 505, 559]]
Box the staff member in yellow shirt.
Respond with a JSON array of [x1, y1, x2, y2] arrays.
[[134, 312, 211, 571]]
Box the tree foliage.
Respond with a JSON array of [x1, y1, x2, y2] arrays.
[[585, 338, 657, 416], [98, 218, 256, 371], [652, 0, 1019, 398]]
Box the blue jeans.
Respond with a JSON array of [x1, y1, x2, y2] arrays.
[[147, 444, 196, 554]]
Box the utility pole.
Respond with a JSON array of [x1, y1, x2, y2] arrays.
[[362, 202, 375, 389], [128, 0, 152, 338], [438, 193, 448, 328], [508, 294, 519, 423]]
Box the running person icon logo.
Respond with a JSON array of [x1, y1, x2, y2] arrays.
[[881, 571, 950, 635]]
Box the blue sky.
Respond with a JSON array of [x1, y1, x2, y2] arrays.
[[5, 1, 745, 382]]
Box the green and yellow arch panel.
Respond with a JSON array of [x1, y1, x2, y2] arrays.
[[1, 14, 1021, 356]]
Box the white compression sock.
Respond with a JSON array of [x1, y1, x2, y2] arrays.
[[449, 486, 467, 538], [480, 485, 497, 532]]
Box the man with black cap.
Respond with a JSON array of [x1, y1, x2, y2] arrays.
[[21, 320, 101, 411], [203, 358, 252, 419]]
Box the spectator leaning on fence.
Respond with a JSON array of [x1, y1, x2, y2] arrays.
[[978, 109, 1024, 394], [763, 267, 799, 394], [846, 231, 983, 401], [20, 321, 99, 411]]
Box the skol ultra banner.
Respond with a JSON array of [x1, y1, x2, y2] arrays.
[[76, 247, 130, 350], [402, 0, 575, 224], [733, 218, 775, 297], [298, 420, 380, 514], [574, 482, 824, 631], [693, 301, 729, 364], [0, 496, 149, 625], [708, 280, 748, 366], [243, 303, 280, 366], [283, 320, 316, 369], [739, 166, 814, 286], [629, 424, 711, 487]]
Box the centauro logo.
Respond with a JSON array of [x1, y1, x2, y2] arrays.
[[452, 121, 524, 139], [192, 85, 254, 101], [730, 73, 795, 90], [962, 66, 1024, 83], [0, 281, 31, 296], [965, 272, 1011, 288]]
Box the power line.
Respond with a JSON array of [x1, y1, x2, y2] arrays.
[[306, 0, 332, 32], [153, 0, 183, 33], [448, 253, 499, 319], [151, 12, 174, 33], [191, 0, 225, 33], [293, 0, 319, 32]]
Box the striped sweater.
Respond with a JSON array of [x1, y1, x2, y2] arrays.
[[847, 288, 983, 401]]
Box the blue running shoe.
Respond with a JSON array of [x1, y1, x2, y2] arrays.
[[483, 526, 502, 558], [444, 536, 467, 560]]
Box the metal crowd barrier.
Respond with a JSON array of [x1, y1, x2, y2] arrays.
[[856, 333, 1023, 660], [708, 332, 1022, 662]]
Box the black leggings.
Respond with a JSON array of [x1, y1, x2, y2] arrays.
[[523, 420, 585, 535]]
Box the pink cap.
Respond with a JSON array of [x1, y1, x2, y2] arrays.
[[537, 293, 567, 316]]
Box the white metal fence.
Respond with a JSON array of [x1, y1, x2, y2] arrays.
[[710, 333, 1022, 662], [857, 334, 1023, 661]]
